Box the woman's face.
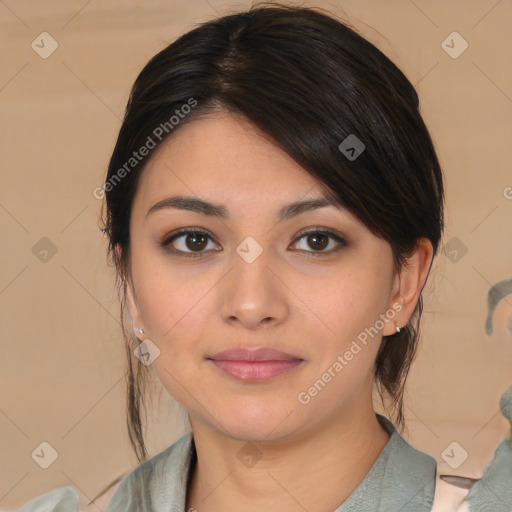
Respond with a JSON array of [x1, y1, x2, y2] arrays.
[[123, 111, 406, 442]]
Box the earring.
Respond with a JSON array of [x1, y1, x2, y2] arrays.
[[395, 324, 401, 334], [133, 327, 145, 343]]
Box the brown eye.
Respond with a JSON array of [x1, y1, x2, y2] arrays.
[[184, 232, 208, 251], [161, 229, 220, 257], [291, 229, 348, 255], [305, 233, 329, 251]]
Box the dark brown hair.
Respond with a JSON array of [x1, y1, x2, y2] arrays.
[[92, 1, 444, 505]]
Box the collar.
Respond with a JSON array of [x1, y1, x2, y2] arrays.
[[333, 414, 437, 511]]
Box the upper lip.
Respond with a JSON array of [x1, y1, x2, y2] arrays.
[[208, 347, 302, 361]]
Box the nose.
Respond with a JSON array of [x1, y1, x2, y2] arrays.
[[219, 247, 289, 330]]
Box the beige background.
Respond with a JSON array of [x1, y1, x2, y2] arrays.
[[1, 0, 511, 509]]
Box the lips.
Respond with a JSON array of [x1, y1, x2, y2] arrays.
[[207, 347, 304, 382], [209, 347, 301, 361]]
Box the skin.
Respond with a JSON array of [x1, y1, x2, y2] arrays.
[[119, 111, 434, 512]]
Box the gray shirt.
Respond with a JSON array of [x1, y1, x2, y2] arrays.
[[106, 414, 437, 512]]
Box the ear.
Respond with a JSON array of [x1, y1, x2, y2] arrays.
[[115, 244, 144, 333], [382, 238, 434, 336]]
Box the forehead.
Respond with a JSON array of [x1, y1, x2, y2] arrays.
[[132, 112, 326, 212]]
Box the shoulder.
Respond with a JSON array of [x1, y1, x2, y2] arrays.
[[378, 414, 437, 478], [336, 416, 438, 511], [106, 431, 194, 512], [1, 486, 81, 512], [381, 429, 438, 509]]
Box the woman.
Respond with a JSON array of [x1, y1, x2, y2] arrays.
[[2, 2, 451, 511], [101, 3, 444, 511], [97, 3, 448, 511]]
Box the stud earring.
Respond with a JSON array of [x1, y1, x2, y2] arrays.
[[395, 322, 407, 334], [135, 327, 144, 334]]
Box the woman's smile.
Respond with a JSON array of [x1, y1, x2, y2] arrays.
[[207, 347, 305, 382], [208, 359, 305, 382]]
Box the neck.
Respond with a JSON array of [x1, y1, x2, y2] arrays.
[[185, 403, 390, 512]]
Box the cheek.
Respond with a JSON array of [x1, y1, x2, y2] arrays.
[[135, 269, 211, 405], [297, 263, 393, 351], [291, 269, 391, 411], [129, 258, 212, 383], [132, 247, 212, 334]]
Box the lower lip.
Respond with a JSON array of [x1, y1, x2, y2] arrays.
[[209, 359, 303, 382]]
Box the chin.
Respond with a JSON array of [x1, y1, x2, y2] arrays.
[[222, 422, 291, 444], [216, 403, 306, 443]]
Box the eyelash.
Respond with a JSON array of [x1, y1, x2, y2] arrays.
[[159, 227, 349, 259]]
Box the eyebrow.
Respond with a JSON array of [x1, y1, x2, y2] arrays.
[[146, 194, 340, 221]]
